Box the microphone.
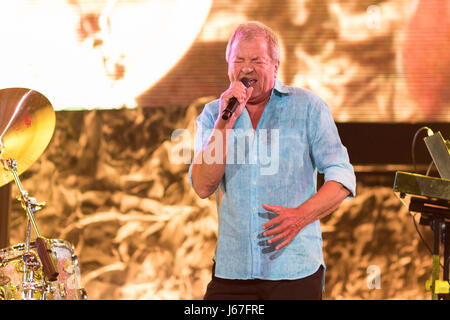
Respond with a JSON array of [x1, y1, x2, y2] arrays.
[[221, 77, 251, 120]]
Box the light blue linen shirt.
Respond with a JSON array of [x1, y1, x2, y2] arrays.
[[189, 79, 356, 280]]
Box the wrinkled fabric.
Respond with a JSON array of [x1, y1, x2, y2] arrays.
[[189, 79, 356, 280]]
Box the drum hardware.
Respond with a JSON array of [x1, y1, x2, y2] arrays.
[[0, 239, 86, 300], [1, 157, 59, 299], [0, 270, 10, 286], [0, 281, 16, 300], [0, 88, 86, 300], [2, 158, 42, 239]]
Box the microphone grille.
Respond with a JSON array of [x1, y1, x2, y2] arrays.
[[240, 77, 251, 88]]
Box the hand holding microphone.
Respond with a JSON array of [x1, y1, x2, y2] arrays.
[[221, 77, 252, 121]]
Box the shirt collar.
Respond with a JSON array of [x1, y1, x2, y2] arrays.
[[273, 78, 290, 95]]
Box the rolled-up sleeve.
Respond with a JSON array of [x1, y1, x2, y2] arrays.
[[307, 98, 356, 198]]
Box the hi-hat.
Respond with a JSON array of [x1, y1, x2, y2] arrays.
[[0, 88, 55, 187]]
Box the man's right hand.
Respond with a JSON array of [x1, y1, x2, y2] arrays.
[[218, 80, 254, 128], [191, 81, 253, 199]]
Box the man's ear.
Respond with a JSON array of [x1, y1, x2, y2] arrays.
[[274, 60, 280, 78]]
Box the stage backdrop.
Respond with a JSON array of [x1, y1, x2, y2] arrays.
[[0, 0, 449, 121], [7, 105, 437, 300], [2, 0, 449, 301]]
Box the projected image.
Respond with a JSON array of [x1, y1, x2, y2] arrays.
[[0, 0, 449, 122], [0, 0, 212, 110]]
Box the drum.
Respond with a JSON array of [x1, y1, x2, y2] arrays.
[[0, 239, 87, 300]]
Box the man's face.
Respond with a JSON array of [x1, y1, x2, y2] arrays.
[[227, 37, 279, 104]]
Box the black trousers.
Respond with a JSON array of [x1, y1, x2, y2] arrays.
[[204, 264, 323, 300]]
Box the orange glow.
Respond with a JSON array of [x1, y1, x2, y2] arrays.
[[0, 0, 212, 110], [0, 1, 448, 122]]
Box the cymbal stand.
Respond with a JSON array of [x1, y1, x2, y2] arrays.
[[1, 158, 42, 238], [0, 157, 47, 299]]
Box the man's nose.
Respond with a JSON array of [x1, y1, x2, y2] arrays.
[[241, 65, 254, 73]]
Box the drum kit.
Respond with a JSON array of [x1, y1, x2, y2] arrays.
[[0, 88, 87, 300]]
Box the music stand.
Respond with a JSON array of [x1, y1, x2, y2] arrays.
[[409, 196, 450, 300], [411, 130, 450, 299], [394, 129, 450, 300]]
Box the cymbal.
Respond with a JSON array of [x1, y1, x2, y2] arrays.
[[0, 88, 55, 187]]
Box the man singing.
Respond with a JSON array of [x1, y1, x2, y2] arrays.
[[189, 21, 356, 300]]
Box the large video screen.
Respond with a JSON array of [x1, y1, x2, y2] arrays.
[[0, 0, 449, 122]]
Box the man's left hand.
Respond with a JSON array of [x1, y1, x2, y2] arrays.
[[261, 203, 309, 250], [261, 182, 350, 250]]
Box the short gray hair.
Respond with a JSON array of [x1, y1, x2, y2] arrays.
[[226, 21, 280, 63]]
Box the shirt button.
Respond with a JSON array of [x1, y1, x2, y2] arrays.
[[252, 207, 256, 212], [252, 181, 256, 186]]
